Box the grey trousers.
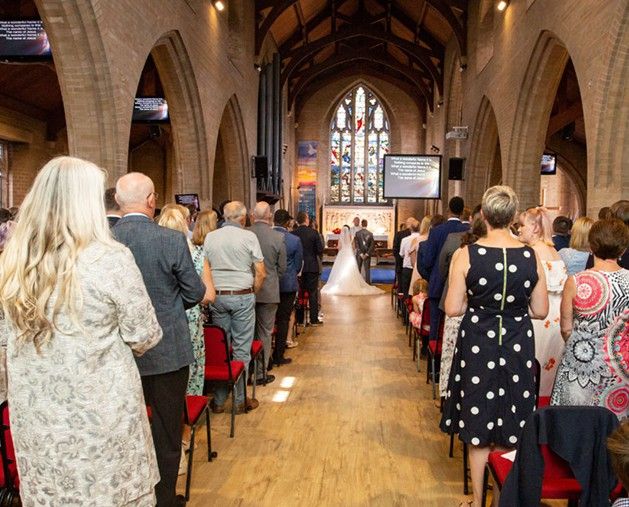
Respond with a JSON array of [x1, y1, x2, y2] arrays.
[[356, 254, 372, 284], [255, 302, 279, 368]]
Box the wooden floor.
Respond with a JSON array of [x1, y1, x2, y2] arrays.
[[179, 290, 468, 506]]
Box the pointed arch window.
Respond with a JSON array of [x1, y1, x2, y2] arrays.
[[329, 85, 390, 204]]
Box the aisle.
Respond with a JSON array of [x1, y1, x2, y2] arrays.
[[182, 292, 463, 506]]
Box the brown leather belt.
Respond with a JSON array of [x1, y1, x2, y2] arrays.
[[216, 288, 254, 295]]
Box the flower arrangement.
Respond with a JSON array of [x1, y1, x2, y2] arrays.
[[332, 227, 341, 234]]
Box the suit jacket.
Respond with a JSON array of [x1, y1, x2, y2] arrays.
[[273, 226, 303, 293], [113, 214, 206, 376], [438, 230, 467, 310], [107, 215, 121, 228], [249, 222, 287, 304], [355, 228, 375, 256], [419, 219, 469, 299], [291, 225, 323, 274], [393, 229, 411, 271]]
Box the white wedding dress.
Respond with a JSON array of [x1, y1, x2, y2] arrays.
[[321, 228, 384, 296]]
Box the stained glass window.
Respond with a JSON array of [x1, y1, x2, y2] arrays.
[[329, 85, 390, 204]]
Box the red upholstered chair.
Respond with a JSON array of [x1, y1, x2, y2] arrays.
[[182, 395, 218, 501], [203, 325, 246, 438], [0, 401, 19, 504], [250, 339, 265, 399], [426, 318, 444, 400], [414, 299, 431, 372]]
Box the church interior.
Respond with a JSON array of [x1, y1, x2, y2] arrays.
[[0, 0, 627, 505]]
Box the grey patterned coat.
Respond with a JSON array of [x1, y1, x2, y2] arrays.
[[1, 243, 162, 506]]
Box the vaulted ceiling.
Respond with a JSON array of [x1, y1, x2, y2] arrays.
[[256, 0, 468, 112]]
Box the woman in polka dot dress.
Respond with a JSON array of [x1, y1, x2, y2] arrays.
[[440, 186, 549, 507]]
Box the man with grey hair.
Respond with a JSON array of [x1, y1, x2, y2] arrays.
[[204, 201, 266, 412], [113, 172, 207, 507], [249, 202, 287, 381]]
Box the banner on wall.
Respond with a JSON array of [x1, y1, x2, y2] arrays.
[[297, 141, 318, 185], [298, 184, 316, 220]]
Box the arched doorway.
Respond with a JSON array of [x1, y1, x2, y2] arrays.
[[128, 31, 209, 207], [509, 32, 586, 213], [211, 95, 250, 207], [466, 96, 502, 207], [0, 0, 68, 205]]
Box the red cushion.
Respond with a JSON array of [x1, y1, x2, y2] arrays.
[[251, 340, 264, 356], [185, 395, 209, 425], [204, 360, 245, 381], [538, 396, 551, 408], [428, 339, 442, 355], [0, 403, 18, 489]]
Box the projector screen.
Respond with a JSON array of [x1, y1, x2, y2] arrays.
[[132, 97, 169, 123], [0, 20, 52, 59], [383, 154, 442, 199]]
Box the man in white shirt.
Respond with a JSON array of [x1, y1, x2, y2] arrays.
[[349, 216, 361, 240], [399, 218, 420, 296]]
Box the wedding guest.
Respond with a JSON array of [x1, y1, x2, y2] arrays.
[[441, 185, 548, 507], [114, 172, 207, 506], [419, 197, 469, 344], [552, 215, 572, 251], [611, 200, 629, 269], [273, 209, 303, 365], [608, 421, 629, 507], [250, 202, 287, 381], [408, 279, 428, 329], [599, 206, 612, 220], [104, 187, 121, 227], [393, 220, 411, 293], [551, 219, 629, 419], [204, 201, 266, 412], [407, 215, 432, 296], [559, 216, 594, 275], [0, 208, 15, 253], [519, 207, 568, 396], [399, 218, 420, 296], [292, 211, 324, 326], [350, 216, 361, 239], [0, 157, 162, 505]]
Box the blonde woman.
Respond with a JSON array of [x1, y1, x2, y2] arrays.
[[158, 207, 215, 395], [559, 216, 594, 275], [519, 207, 568, 397], [0, 156, 162, 506], [408, 215, 432, 295]]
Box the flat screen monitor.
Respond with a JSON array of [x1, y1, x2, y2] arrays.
[[383, 154, 442, 199], [175, 193, 200, 211], [541, 153, 557, 175], [132, 97, 169, 123], [0, 20, 52, 60]]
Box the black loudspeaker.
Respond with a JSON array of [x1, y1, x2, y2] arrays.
[[254, 156, 269, 179], [448, 157, 465, 180]]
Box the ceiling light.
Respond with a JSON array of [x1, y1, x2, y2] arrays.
[[497, 1, 508, 11], [213, 0, 225, 11]]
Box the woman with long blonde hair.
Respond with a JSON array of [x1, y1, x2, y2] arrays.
[[518, 206, 568, 397], [0, 156, 161, 506]]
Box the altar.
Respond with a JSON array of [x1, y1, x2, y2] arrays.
[[321, 205, 395, 246]]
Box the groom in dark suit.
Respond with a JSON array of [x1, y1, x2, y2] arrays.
[[113, 172, 206, 507], [354, 219, 375, 284]]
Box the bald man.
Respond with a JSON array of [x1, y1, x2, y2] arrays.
[[113, 172, 206, 507], [249, 202, 287, 378]]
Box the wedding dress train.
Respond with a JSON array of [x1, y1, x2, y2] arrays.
[[321, 228, 384, 296]]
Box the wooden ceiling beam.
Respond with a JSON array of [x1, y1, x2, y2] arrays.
[[288, 49, 433, 108], [424, 0, 466, 58], [546, 101, 583, 140], [282, 24, 442, 95], [293, 2, 308, 45], [256, 0, 300, 54]]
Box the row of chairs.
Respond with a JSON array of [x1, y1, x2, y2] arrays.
[[391, 282, 625, 505]]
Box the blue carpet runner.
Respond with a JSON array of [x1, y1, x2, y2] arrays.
[[320, 267, 395, 284]]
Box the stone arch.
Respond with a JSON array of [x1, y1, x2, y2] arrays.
[[476, 0, 495, 73], [466, 96, 501, 206], [211, 95, 250, 206], [507, 31, 570, 209], [444, 53, 464, 202], [34, 1, 120, 174], [590, 1, 629, 212], [144, 31, 210, 201]]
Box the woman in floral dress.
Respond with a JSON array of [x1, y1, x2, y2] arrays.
[[551, 219, 629, 420]]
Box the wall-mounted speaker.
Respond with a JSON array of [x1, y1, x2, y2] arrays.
[[448, 157, 465, 180], [253, 156, 269, 179]]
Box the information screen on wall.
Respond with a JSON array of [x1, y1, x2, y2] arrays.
[[0, 20, 51, 59], [132, 97, 169, 123], [175, 193, 200, 211], [383, 154, 442, 199]]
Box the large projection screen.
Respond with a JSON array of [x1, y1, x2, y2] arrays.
[[383, 154, 442, 199]]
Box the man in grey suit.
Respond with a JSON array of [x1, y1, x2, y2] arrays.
[[354, 219, 376, 284], [249, 202, 287, 380], [113, 172, 207, 507]]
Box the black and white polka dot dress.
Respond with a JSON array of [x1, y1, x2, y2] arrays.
[[440, 244, 539, 448]]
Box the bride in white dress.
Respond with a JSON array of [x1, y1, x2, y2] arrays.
[[321, 226, 384, 296]]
